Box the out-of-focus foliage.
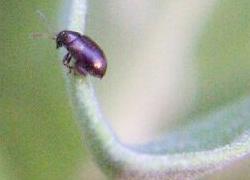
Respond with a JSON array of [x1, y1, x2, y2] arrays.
[[0, 0, 250, 179], [195, 0, 250, 115], [0, 1, 85, 180]]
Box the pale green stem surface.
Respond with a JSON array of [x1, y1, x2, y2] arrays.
[[62, 0, 250, 179]]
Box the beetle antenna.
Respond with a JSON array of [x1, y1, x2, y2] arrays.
[[29, 32, 54, 40], [34, 10, 57, 40], [36, 10, 53, 34]]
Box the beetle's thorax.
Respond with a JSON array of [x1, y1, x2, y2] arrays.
[[56, 30, 81, 48]]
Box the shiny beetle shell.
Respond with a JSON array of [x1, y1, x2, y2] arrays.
[[56, 30, 107, 78]]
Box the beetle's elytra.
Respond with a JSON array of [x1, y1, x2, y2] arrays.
[[56, 30, 107, 78]]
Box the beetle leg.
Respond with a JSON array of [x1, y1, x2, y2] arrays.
[[63, 53, 72, 66], [75, 62, 87, 76], [68, 66, 74, 74], [67, 66, 78, 75]]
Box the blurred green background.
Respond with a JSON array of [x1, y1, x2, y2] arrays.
[[0, 0, 250, 179]]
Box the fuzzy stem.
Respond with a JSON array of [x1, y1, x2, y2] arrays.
[[61, 0, 250, 179]]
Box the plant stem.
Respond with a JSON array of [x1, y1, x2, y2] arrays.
[[61, 0, 250, 179]]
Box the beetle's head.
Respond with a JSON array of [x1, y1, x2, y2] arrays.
[[56, 30, 80, 48]]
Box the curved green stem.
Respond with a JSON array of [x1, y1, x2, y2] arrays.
[[61, 0, 250, 179]]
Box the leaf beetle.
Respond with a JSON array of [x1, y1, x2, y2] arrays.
[[56, 30, 107, 78], [34, 10, 107, 78]]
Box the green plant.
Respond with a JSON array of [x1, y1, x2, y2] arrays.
[[65, 0, 250, 179]]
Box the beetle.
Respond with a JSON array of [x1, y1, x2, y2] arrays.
[[56, 30, 107, 78]]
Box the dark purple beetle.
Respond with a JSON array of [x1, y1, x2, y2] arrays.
[[56, 30, 107, 78]]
